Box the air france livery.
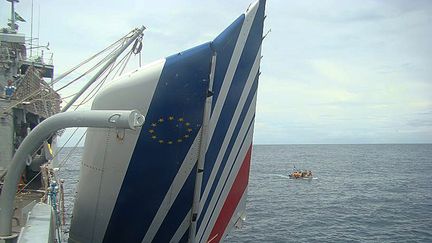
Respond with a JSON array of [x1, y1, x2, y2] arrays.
[[69, 0, 265, 242]]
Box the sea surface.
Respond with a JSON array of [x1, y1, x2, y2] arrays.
[[57, 144, 432, 242]]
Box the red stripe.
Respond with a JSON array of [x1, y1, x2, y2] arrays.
[[206, 144, 252, 243]]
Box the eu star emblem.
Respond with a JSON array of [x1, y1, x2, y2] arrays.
[[148, 116, 194, 145]]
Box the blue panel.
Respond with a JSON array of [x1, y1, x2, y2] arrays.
[[102, 43, 212, 243]]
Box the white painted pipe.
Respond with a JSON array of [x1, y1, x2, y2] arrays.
[[0, 110, 144, 240]]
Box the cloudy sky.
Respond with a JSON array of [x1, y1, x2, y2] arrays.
[[1, 0, 431, 144]]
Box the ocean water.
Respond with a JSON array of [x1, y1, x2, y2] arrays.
[[57, 144, 432, 242]]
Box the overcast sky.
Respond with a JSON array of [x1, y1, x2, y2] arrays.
[[1, 0, 431, 144]]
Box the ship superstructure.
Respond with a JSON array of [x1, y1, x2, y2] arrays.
[[0, 0, 59, 174], [0, 0, 62, 239]]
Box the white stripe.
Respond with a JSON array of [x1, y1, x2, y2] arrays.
[[199, 96, 256, 242], [206, 2, 259, 145], [170, 209, 192, 243], [196, 46, 260, 240], [220, 186, 248, 240], [142, 129, 202, 242]]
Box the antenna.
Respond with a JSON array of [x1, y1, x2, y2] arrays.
[[37, 3, 40, 57], [30, 0, 34, 57], [7, 0, 19, 33]]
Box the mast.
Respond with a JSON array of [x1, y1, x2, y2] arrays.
[[61, 26, 146, 112], [30, 0, 33, 57], [7, 0, 19, 33]]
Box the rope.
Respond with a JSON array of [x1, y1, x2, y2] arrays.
[[119, 50, 133, 76], [72, 48, 134, 108], [48, 29, 133, 86], [60, 92, 79, 101], [71, 66, 113, 109], [57, 131, 87, 169], [54, 39, 125, 93]]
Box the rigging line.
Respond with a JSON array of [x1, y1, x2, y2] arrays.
[[60, 92, 79, 100], [54, 34, 131, 93], [22, 88, 65, 102], [53, 38, 126, 91], [73, 76, 107, 108], [52, 128, 81, 158], [48, 29, 134, 86], [111, 49, 133, 79], [119, 50, 133, 76], [57, 130, 87, 169], [54, 41, 125, 93], [50, 36, 124, 85], [72, 64, 114, 109], [50, 42, 119, 89], [71, 54, 121, 108], [73, 48, 134, 108], [58, 33, 139, 112]]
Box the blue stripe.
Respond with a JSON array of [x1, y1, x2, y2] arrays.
[[152, 164, 196, 242], [198, 0, 265, 235], [198, 73, 258, 241], [210, 15, 245, 114], [103, 43, 212, 243]]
